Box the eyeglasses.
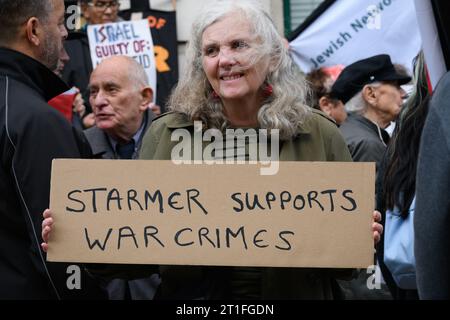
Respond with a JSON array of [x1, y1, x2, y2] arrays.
[[88, 1, 119, 10]]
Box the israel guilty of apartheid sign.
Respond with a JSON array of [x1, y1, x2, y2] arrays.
[[47, 160, 374, 268], [87, 20, 157, 101]]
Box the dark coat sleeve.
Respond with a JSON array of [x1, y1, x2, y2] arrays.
[[12, 107, 86, 249], [414, 85, 450, 299], [10, 104, 109, 299]]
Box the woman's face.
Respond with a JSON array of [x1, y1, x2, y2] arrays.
[[201, 14, 270, 103]]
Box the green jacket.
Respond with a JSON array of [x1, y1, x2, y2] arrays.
[[139, 110, 354, 300]]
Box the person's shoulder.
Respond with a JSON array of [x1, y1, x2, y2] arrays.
[[150, 111, 193, 130], [435, 71, 450, 91], [83, 125, 103, 140], [294, 109, 352, 161], [30, 104, 72, 131], [306, 108, 339, 134], [311, 108, 337, 125], [339, 114, 360, 129], [339, 114, 369, 139], [7, 101, 74, 145], [141, 112, 192, 159], [6, 75, 42, 101], [8, 82, 65, 122], [430, 72, 450, 119]]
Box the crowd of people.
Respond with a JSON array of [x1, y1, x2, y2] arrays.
[[0, 0, 448, 300]]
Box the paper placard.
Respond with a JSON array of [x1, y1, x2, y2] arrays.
[[87, 19, 157, 101]]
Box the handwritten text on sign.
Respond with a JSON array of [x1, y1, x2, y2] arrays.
[[48, 160, 374, 268], [87, 20, 157, 100]]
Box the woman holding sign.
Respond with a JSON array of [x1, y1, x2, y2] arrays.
[[42, 0, 382, 300]]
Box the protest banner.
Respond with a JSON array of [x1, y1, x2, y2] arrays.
[[289, 0, 422, 74], [47, 160, 375, 269], [87, 19, 157, 101]]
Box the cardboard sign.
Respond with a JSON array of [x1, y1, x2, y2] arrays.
[[48, 160, 375, 269], [87, 20, 157, 101]]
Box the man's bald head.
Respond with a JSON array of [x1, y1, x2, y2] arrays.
[[88, 56, 153, 142], [95, 56, 150, 89]]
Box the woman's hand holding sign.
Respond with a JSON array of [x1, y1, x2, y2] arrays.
[[41, 209, 384, 252], [41, 209, 53, 253]]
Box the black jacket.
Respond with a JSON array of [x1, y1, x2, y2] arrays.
[[0, 48, 106, 299], [339, 113, 390, 168], [62, 32, 93, 114]]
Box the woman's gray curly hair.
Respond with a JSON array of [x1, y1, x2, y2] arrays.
[[169, 0, 311, 140]]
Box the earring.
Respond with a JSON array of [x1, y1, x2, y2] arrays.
[[263, 83, 273, 97], [211, 90, 220, 100]]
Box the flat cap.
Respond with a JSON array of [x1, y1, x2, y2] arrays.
[[329, 54, 411, 104]]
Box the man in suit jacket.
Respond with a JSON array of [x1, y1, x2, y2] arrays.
[[84, 55, 159, 299], [84, 55, 155, 160]]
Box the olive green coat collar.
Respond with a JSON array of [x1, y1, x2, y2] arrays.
[[160, 110, 333, 135]]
